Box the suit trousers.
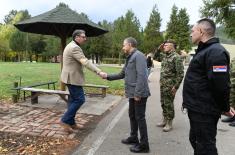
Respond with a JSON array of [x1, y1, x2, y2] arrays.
[[129, 97, 149, 146], [188, 110, 219, 155], [61, 84, 85, 125]]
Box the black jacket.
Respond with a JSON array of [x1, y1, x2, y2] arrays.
[[146, 57, 153, 68], [183, 38, 230, 116]]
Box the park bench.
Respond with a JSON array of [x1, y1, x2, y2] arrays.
[[12, 81, 57, 102], [81, 84, 109, 98], [21, 84, 109, 104], [21, 88, 69, 104]]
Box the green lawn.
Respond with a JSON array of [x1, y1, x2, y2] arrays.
[[0, 62, 124, 100], [222, 44, 235, 59]]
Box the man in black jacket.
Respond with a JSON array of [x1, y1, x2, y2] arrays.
[[183, 18, 235, 155]]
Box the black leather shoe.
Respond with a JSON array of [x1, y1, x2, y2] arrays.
[[229, 120, 235, 127], [121, 137, 139, 145], [221, 116, 235, 123], [130, 144, 149, 153]]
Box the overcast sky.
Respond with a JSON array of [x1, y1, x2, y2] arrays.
[[0, 0, 204, 31]]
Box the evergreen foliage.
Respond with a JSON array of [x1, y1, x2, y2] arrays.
[[143, 4, 164, 54], [1, 3, 234, 62], [177, 8, 191, 51], [200, 0, 235, 39], [165, 5, 191, 52], [165, 5, 179, 41]]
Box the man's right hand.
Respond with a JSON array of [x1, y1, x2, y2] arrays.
[[98, 71, 107, 79], [224, 107, 235, 117], [158, 43, 164, 51]]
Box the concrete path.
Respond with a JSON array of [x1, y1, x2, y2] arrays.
[[74, 67, 235, 155]]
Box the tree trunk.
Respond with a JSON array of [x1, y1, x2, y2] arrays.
[[100, 55, 103, 64], [118, 52, 121, 66], [55, 55, 58, 63], [92, 55, 95, 63], [4, 53, 7, 62], [95, 53, 99, 64], [17, 53, 20, 62], [29, 54, 32, 62], [35, 54, 38, 62]]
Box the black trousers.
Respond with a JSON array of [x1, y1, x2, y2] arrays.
[[129, 97, 149, 146], [188, 110, 219, 155]]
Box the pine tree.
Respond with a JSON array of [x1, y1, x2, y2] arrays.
[[143, 4, 164, 54], [177, 8, 191, 51], [165, 5, 191, 52], [201, 0, 235, 39], [112, 10, 142, 57], [165, 5, 179, 41], [123, 10, 142, 43]]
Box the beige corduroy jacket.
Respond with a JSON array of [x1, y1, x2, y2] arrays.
[[61, 41, 101, 85]]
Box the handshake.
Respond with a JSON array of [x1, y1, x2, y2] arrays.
[[98, 71, 108, 79]]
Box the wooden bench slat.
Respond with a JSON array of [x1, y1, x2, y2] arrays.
[[21, 88, 69, 104], [21, 84, 109, 104], [21, 88, 69, 95], [12, 81, 57, 90], [12, 81, 57, 103]]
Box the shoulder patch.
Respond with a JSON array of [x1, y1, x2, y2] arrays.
[[213, 66, 227, 72]]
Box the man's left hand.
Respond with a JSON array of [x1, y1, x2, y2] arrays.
[[134, 96, 141, 102], [171, 86, 177, 96], [224, 107, 235, 117]]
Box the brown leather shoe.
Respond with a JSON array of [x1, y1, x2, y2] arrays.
[[59, 122, 73, 134], [71, 124, 84, 130]]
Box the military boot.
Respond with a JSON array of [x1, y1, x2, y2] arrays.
[[156, 118, 166, 127], [163, 120, 173, 132]]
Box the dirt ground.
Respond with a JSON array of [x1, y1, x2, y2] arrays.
[[0, 132, 79, 155]]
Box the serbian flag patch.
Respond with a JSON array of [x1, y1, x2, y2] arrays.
[[213, 66, 227, 72]]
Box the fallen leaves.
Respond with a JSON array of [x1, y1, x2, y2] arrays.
[[0, 146, 9, 153], [0, 132, 80, 155]]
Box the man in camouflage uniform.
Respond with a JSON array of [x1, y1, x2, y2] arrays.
[[222, 57, 235, 126], [154, 40, 184, 132]]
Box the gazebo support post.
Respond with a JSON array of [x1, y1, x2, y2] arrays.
[[60, 37, 66, 91]]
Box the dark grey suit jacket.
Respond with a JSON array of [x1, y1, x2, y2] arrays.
[[107, 49, 150, 98]]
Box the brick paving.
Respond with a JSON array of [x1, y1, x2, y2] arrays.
[[0, 103, 94, 139]]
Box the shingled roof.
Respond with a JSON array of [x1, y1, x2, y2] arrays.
[[15, 5, 108, 37]]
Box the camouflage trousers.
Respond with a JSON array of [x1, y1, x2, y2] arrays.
[[160, 85, 175, 120], [230, 86, 235, 108]]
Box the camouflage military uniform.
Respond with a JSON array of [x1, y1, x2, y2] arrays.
[[156, 51, 184, 121], [230, 57, 235, 108]]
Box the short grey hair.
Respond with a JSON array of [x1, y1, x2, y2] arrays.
[[197, 18, 216, 37], [72, 29, 86, 40], [124, 37, 137, 48]]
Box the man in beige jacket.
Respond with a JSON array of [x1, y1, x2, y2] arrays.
[[60, 29, 105, 133]]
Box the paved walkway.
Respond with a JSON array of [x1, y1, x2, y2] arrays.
[[74, 67, 235, 155], [0, 94, 122, 139]]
